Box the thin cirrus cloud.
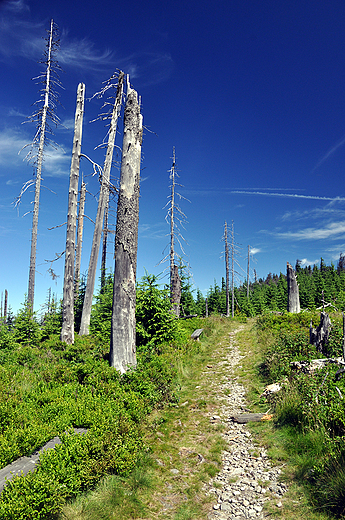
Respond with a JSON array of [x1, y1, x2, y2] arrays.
[[312, 133, 345, 172], [274, 221, 345, 241], [230, 191, 345, 202], [0, 129, 69, 176], [0, 1, 174, 83]]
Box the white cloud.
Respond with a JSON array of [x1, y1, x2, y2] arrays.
[[312, 133, 345, 172], [299, 258, 319, 266], [250, 247, 261, 254], [275, 221, 345, 240], [0, 7, 174, 84], [0, 129, 28, 166]]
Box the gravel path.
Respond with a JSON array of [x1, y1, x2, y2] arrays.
[[205, 327, 287, 520]]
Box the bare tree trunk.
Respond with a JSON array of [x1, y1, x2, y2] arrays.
[[60, 83, 85, 344], [287, 261, 300, 313], [171, 264, 181, 317], [74, 180, 86, 295], [79, 72, 124, 336], [109, 80, 142, 373], [28, 20, 57, 309], [205, 297, 208, 317], [224, 221, 230, 317], [169, 148, 180, 315], [231, 221, 235, 317], [247, 245, 250, 298], [100, 199, 109, 293], [3, 290, 8, 321]]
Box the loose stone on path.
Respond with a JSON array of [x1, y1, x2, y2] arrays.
[[205, 328, 287, 519]]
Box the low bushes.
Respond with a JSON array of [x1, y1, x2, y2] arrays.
[[257, 312, 345, 517]]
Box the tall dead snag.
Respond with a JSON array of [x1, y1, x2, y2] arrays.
[[247, 245, 250, 298], [109, 79, 142, 373], [287, 261, 300, 313], [224, 221, 230, 317], [74, 180, 86, 295], [24, 20, 61, 309], [171, 265, 181, 317], [79, 71, 124, 336], [161, 148, 188, 316], [60, 83, 85, 344]]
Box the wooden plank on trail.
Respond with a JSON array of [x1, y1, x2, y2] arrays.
[[231, 413, 265, 423]]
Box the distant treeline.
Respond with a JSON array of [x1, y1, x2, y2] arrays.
[[181, 255, 345, 317]]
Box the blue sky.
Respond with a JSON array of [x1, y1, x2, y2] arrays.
[[2, 0, 345, 314]]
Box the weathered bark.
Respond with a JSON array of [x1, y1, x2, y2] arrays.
[[109, 81, 142, 372], [28, 20, 57, 309], [205, 297, 208, 317], [60, 83, 85, 344], [171, 264, 181, 317], [74, 180, 86, 295], [100, 199, 109, 293], [79, 72, 124, 336], [310, 311, 331, 356], [287, 261, 300, 313], [224, 221, 230, 317]]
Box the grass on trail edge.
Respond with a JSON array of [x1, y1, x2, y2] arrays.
[[61, 316, 236, 520], [62, 315, 335, 520]]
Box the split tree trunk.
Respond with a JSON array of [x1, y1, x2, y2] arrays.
[[287, 261, 300, 313], [61, 83, 85, 344], [109, 81, 142, 373], [100, 199, 109, 293], [310, 311, 331, 356], [79, 72, 124, 336]]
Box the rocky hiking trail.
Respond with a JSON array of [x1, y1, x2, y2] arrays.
[[204, 325, 287, 520], [145, 320, 289, 520]]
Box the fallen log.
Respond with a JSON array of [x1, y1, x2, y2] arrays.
[[291, 357, 345, 374], [230, 413, 271, 424]]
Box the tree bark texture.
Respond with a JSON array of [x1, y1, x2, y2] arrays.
[[100, 199, 109, 293], [60, 83, 85, 344], [79, 72, 124, 336], [74, 180, 86, 296], [109, 82, 142, 373], [310, 311, 332, 356], [287, 261, 300, 313], [171, 264, 181, 317]]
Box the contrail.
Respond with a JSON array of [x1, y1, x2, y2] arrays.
[[312, 133, 345, 172], [231, 191, 345, 202]]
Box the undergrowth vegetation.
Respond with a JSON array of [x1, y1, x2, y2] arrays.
[[0, 273, 214, 519], [256, 311, 345, 518]]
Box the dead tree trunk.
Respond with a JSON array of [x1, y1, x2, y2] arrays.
[[287, 261, 300, 313], [74, 180, 86, 296], [246, 245, 250, 299], [79, 72, 124, 336], [3, 290, 7, 322], [100, 199, 109, 293], [310, 312, 332, 356], [60, 83, 85, 344], [231, 221, 235, 317], [171, 264, 181, 317], [27, 20, 60, 309], [109, 79, 142, 373], [224, 221, 230, 317], [205, 297, 208, 317]]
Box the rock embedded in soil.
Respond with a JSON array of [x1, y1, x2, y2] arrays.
[[205, 328, 287, 519]]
